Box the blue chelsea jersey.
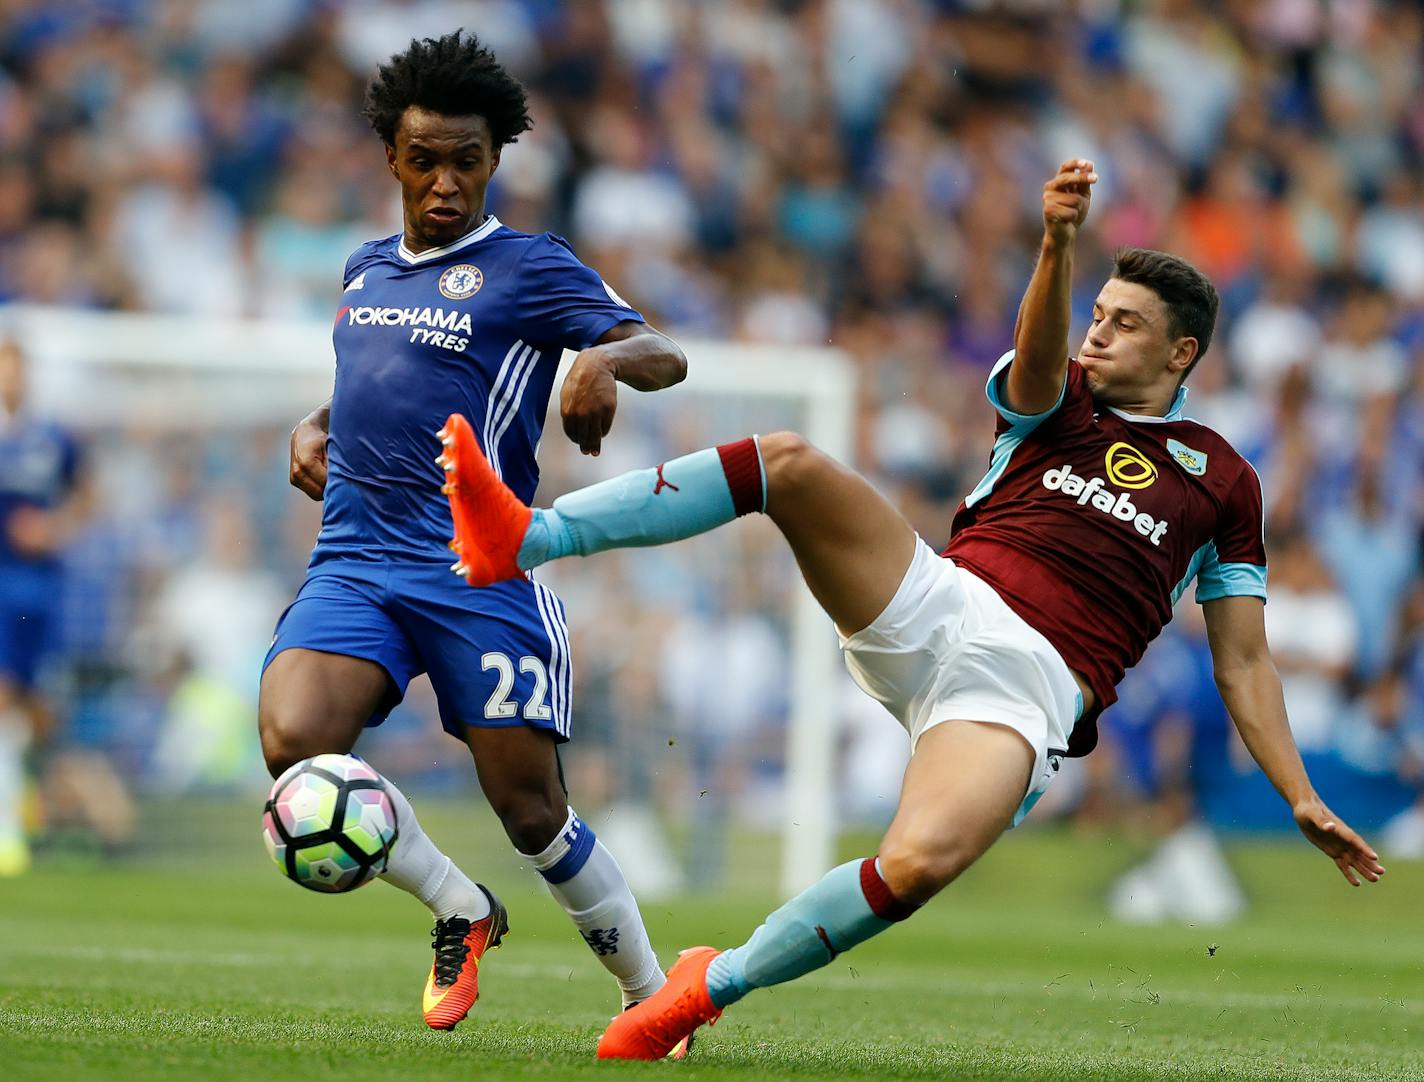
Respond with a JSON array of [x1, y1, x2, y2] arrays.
[[0, 414, 79, 569], [316, 217, 643, 562]]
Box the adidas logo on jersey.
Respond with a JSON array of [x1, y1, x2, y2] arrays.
[[1042, 464, 1169, 546]]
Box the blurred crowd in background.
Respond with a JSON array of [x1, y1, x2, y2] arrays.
[[3, 0, 1424, 881]]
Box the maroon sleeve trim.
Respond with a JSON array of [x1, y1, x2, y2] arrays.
[[716, 438, 765, 517], [860, 857, 919, 922]]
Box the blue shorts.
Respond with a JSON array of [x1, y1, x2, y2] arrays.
[[263, 556, 572, 742], [0, 565, 61, 690]]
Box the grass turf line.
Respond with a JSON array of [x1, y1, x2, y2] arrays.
[[1, 801, 1422, 1081]]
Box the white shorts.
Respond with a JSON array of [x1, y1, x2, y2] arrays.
[[838, 539, 1084, 825]]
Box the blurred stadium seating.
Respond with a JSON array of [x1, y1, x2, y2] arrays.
[[3, 0, 1422, 869]]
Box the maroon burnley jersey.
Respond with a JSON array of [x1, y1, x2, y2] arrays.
[[943, 352, 1267, 756]]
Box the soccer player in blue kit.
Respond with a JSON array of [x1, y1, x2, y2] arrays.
[[0, 339, 90, 877], [259, 32, 689, 1034]]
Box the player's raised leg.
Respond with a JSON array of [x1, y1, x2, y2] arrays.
[[758, 432, 919, 636], [466, 726, 670, 1010], [259, 648, 502, 1030], [441, 416, 916, 638], [597, 719, 1034, 1059]]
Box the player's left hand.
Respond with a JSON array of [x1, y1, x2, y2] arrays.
[[561, 349, 618, 456], [1293, 798, 1385, 886]]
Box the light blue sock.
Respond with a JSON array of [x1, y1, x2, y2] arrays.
[[704, 858, 913, 1008], [517, 442, 764, 569]]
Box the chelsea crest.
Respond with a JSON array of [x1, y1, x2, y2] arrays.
[[439, 264, 483, 300]]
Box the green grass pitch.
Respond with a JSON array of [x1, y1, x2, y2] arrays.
[[2, 800, 1421, 1081]]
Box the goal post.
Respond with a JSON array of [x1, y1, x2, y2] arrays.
[[8, 303, 857, 898]]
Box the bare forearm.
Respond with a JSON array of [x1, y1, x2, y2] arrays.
[[1014, 235, 1074, 368], [1009, 159, 1096, 412], [588, 331, 687, 391], [1216, 660, 1316, 807], [559, 327, 685, 454], [1006, 236, 1075, 413], [1205, 598, 1384, 885]]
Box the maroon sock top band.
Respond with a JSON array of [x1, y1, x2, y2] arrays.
[[716, 437, 765, 517], [860, 857, 919, 922]]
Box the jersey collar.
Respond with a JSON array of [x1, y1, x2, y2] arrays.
[[397, 216, 502, 264], [1106, 385, 1189, 424]]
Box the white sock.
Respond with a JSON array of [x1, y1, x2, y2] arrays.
[[0, 708, 29, 844], [521, 806, 665, 1006], [378, 777, 490, 923]]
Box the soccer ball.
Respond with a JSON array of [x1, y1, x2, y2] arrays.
[[262, 753, 399, 893]]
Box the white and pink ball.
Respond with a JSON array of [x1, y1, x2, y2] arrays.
[[262, 753, 398, 893]]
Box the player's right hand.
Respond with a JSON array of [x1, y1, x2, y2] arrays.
[[1043, 158, 1097, 243], [560, 348, 618, 457], [289, 413, 329, 500]]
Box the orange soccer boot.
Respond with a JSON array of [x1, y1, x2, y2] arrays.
[[596, 947, 722, 1060], [618, 1002, 696, 1061], [436, 412, 533, 587], [422, 885, 509, 1030]]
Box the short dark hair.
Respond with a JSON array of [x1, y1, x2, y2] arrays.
[[1110, 248, 1219, 378], [363, 30, 533, 148]]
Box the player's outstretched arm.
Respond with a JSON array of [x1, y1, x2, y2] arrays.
[[1203, 596, 1385, 886], [560, 323, 688, 457], [289, 397, 331, 500], [1007, 159, 1098, 415]]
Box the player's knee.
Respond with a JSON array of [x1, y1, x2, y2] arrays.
[[258, 727, 301, 779], [878, 835, 976, 905], [876, 846, 945, 906], [488, 787, 567, 853], [760, 431, 828, 499], [258, 708, 319, 778]]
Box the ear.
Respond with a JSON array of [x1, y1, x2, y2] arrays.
[[385, 142, 399, 180], [488, 144, 502, 177], [1168, 335, 1198, 377]]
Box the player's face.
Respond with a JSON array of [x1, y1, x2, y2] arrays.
[[387, 107, 501, 252], [1077, 279, 1196, 409]]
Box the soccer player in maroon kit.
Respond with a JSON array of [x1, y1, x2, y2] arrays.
[[436, 158, 1384, 1059]]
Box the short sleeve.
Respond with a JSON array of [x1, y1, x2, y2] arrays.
[[1196, 462, 1268, 603], [985, 351, 1089, 435], [341, 241, 381, 290], [515, 234, 644, 350]]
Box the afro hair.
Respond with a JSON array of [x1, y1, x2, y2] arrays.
[[363, 30, 533, 147]]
